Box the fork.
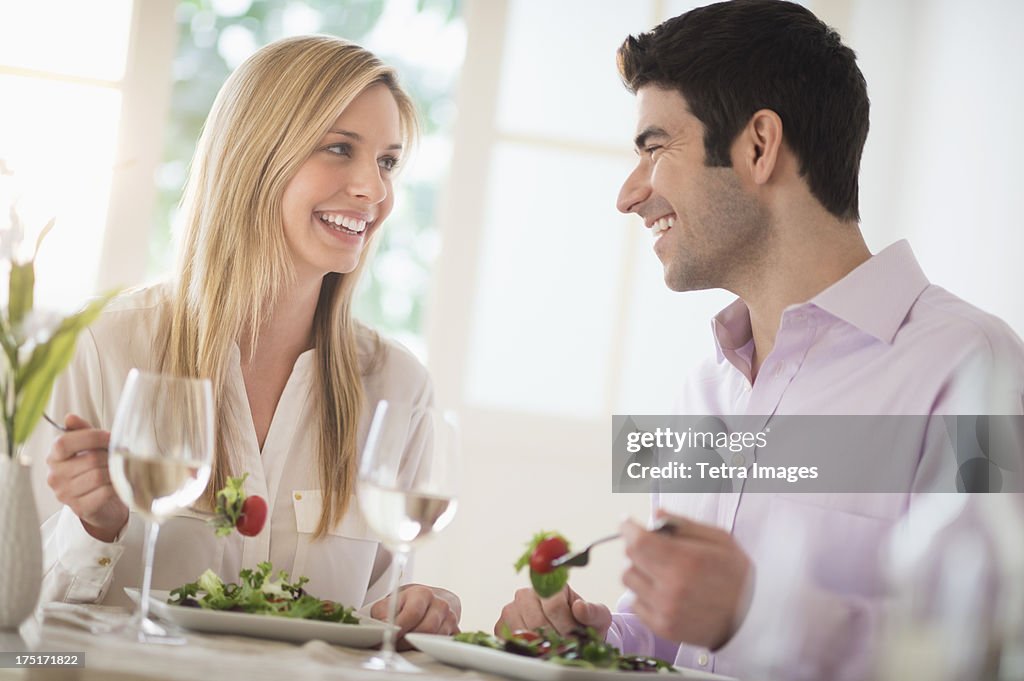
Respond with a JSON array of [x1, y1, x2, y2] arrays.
[[42, 412, 69, 432], [41, 412, 219, 520], [551, 516, 675, 569]]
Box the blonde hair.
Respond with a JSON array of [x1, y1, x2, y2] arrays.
[[163, 35, 418, 537]]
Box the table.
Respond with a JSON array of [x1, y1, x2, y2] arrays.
[[0, 606, 499, 681]]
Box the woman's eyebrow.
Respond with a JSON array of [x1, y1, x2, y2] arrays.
[[328, 129, 403, 151]]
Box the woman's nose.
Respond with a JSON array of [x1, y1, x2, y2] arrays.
[[348, 161, 388, 204]]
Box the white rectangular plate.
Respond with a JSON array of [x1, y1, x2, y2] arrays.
[[125, 588, 391, 648], [405, 634, 738, 681]]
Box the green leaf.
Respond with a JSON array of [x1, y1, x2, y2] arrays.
[[530, 566, 570, 599], [7, 261, 34, 328], [456, 626, 676, 672], [12, 290, 118, 444], [453, 631, 502, 648], [0, 321, 17, 369], [197, 569, 224, 598], [168, 581, 199, 604], [284, 596, 325, 620], [12, 328, 78, 445], [209, 473, 249, 535], [167, 563, 359, 623], [33, 217, 56, 260]]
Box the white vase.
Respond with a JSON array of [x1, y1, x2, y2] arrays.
[[0, 454, 42, 630]]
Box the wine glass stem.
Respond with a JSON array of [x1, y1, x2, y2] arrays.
[[137, 519, 161, 630], [381, 546, 410, 661]]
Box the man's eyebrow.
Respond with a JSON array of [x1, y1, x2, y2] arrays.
[[327, 129, 403, 151], [634, 126, 670, 150]]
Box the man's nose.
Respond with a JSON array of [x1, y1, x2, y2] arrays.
[[616, 163, 651, 214]]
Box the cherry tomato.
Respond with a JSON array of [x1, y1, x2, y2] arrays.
[[236, 495, 268, 536], [529, 536, 569, 574], [505, 630, 550, 657]]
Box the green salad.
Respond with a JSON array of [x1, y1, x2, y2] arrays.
[[455, 627, 677, 673], [168, 562, 358, 624]]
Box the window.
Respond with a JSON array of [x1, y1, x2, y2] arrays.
[[0, 1, 139, 312]]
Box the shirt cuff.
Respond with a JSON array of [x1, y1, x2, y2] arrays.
[[609, 612, 714, 672], [607, 612, 656, 656], [54, 506, 126, 602]]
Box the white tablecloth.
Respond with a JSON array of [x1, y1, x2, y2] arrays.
[[1, 606, 499, 681]]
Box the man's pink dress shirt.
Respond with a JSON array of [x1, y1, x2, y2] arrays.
[[606, 241, 1024, 679]]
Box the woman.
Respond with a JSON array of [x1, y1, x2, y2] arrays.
[[32, 35, 459, 637]]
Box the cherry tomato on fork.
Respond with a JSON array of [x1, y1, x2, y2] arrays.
[[235, 495, 268, 536], [529, 537, 570, 574]]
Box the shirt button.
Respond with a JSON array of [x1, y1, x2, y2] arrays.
[[97, 557, 112, 567], [732, 453, 746, 466], [697, 652, 709, 666], [294, 493, 303, 500]]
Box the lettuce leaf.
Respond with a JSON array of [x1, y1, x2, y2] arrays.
[[530, 568, 570, 599], [166, 563, 358, 624], [208, 474, 249, 537], [197, 570, 224, 599], [456, 626, 678, 672]]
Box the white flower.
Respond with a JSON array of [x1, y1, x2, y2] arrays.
[[0, 157, 26, 261], [1, 206, 25, 262], [14, 308, 65, 364], [16, 305, 62, 342]]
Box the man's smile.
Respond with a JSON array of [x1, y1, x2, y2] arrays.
[[649, 214, 676, 238]]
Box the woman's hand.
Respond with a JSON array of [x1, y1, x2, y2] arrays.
[[45, 414, 129, 543], [371, 584, 461, 647]]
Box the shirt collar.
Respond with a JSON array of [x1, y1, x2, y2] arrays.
[[712, 298, 753, 364], [711, 240, 931, 360], [810, 240, 930, 344]]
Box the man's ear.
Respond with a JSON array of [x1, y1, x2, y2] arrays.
[[736, 109, 783, 186]]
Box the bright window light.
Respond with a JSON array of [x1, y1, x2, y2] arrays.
[[0, 1, 133, 81], [0, 1, 134, 313]]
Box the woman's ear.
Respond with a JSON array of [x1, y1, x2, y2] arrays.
[[736, 108, 784, 186]]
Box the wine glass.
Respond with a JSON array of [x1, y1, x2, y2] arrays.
[[108, 369, 214, 643], [357, 400, 459, 672]]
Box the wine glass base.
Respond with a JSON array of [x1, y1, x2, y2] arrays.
[[138, 621, 187, 646], [113, 616, 187, 646], [362, 653, 422, 673]]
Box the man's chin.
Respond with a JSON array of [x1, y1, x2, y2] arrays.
[[663, 268, 712, 293]]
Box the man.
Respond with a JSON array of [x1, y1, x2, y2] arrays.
[[495, 1, 1024, 678]]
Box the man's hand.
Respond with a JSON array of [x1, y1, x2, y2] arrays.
[[371, 584, 460, 648], [45, 414, 128, 543], [495, 584, 611, 638], [622, 510, 753, 650]]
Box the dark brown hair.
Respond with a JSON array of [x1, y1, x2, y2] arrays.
[[617, 0, 869, 221]]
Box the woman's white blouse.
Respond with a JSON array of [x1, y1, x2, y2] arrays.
[[27, 285, 432, 610]]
